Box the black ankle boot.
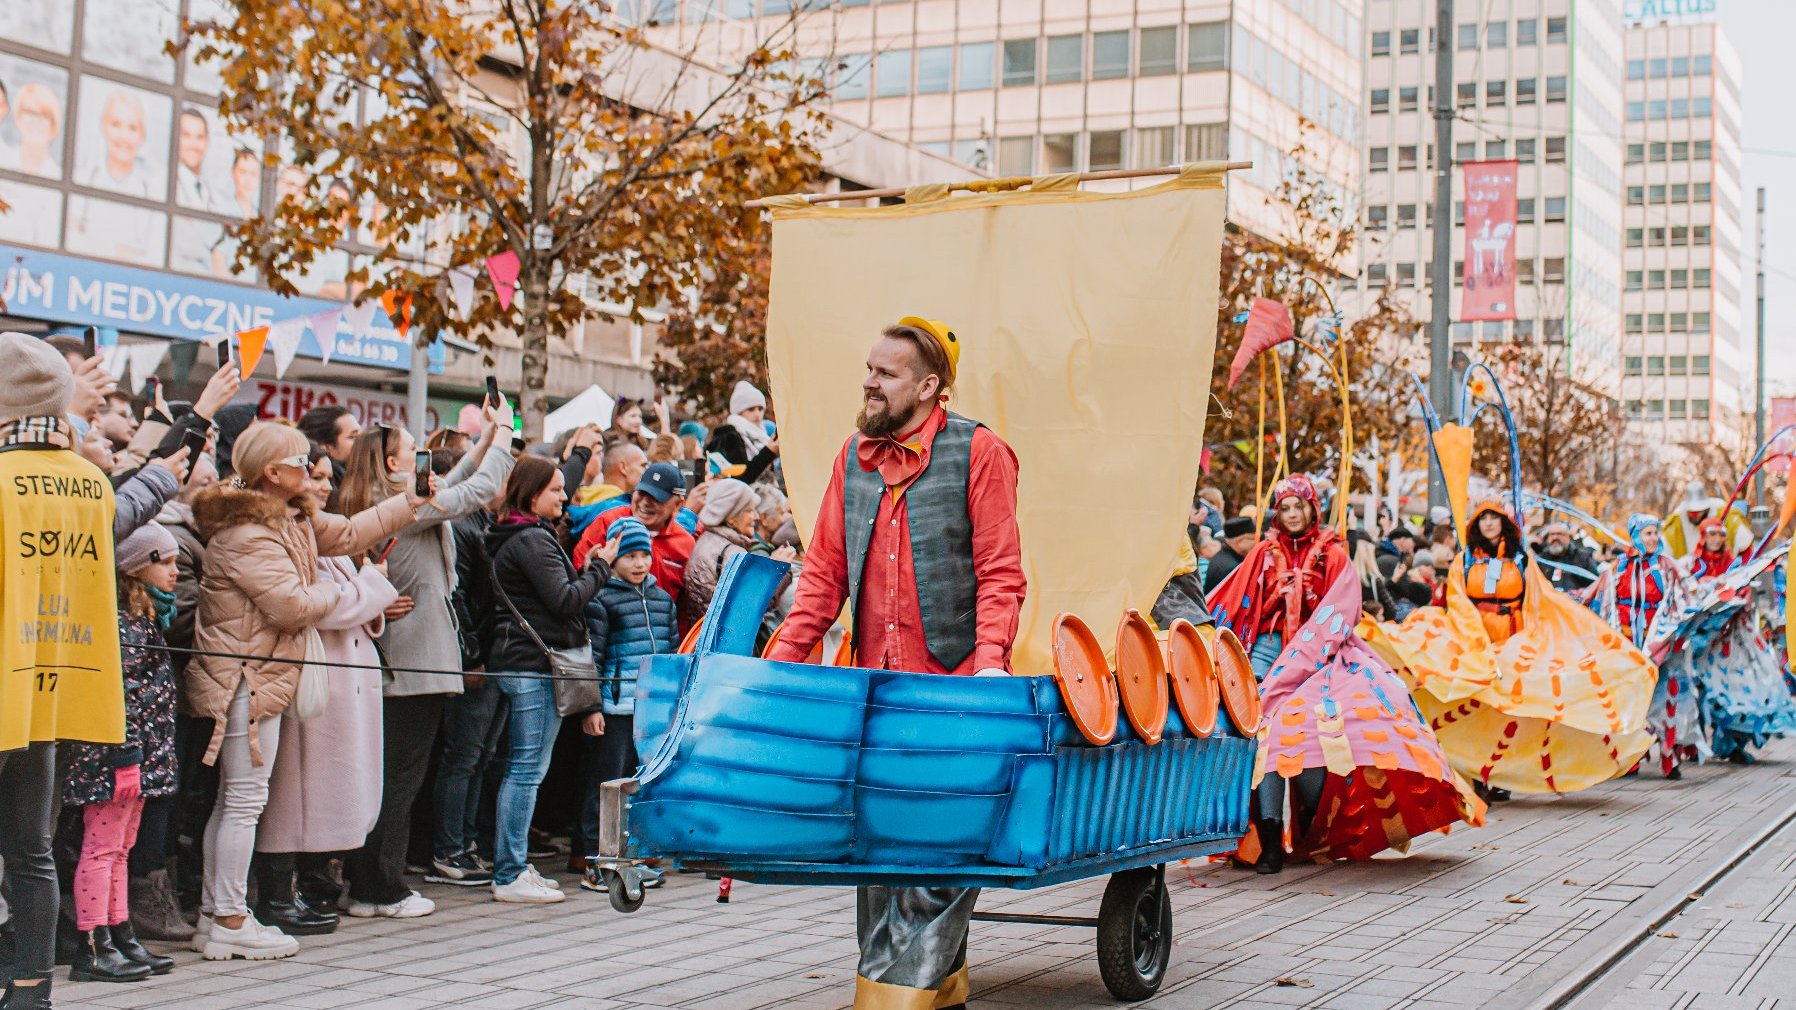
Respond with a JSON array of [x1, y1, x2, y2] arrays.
[[1253, 819, 1286, 875], [108, 921, 173, 975], [256, 894, 338, 937], [69, 927, 151, 983], [1, 971, 54, 1009]]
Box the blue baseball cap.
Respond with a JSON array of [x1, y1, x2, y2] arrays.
[[634, 462, 687, 502]]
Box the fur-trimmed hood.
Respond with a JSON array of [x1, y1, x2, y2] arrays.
[[191, 484, 313, 542]]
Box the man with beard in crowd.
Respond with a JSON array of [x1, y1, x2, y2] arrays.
[[1535, 520, 1599, 594]]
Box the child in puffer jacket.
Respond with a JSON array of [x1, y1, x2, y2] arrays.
[[576, 518, 676, 891]]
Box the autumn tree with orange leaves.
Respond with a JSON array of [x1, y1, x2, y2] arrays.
[[184, 0, 826, 436]]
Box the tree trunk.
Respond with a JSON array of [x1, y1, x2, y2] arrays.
[[519, 269, 552, 442]]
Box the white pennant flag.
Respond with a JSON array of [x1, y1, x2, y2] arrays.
[[344, 299, 379, 340], [448, 266, 477, 319], [128, 343, 168, 386], [267, 317, 308, 379], [307, 308, 342, 366], [102, 342, 131, 381]]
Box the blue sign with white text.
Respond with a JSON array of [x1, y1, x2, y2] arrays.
[[0, 244, 441, 373]]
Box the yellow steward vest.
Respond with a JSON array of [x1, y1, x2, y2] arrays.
[[0, 446, 123, 751]]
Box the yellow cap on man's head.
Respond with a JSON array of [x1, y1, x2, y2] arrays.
[[897, 315, 960, 384]]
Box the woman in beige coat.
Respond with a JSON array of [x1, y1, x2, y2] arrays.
[[184, 423, 424, 961]]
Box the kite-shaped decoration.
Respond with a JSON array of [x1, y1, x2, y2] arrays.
[[1226, 297, 1294, 389], [381, 288, 414, 339]]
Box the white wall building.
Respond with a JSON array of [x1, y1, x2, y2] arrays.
[[1354, 0, 1627, 392], [1619, 17, 1746, 452]]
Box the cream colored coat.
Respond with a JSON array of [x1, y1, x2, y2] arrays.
[[185, 485, 413, 765]]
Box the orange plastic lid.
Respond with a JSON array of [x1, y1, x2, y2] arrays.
[[1114, 610, 1168, 744], [760, 620, 828, 664], [1167, 620, 1219, 737], [1206, 626, 1262, 735], [1052, 613, 1117, 745], [678, 617, 704, 655], [759, 620, 783, 658]]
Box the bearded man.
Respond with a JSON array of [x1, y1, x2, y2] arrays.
[[767, 317, 1026, 1010]]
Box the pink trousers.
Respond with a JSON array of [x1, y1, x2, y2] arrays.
[[74, 794, 145, 931]]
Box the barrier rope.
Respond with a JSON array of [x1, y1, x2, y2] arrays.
[[137, 642, 638, 683]]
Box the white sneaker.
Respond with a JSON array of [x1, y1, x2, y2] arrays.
[[493, 872, 566, 904], [343, 890, 436, 919], [521, 865, 563, 890], [190, 913, 213, 953], [201, 915, 299, 961]]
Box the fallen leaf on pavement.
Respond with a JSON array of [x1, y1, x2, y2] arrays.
[[807, 974, 823, 979], [1273, 977, 1315, 988], [1316, 889, 1335, 896], [1656, 931, 1679, 938], [1562, 879, 1586, 886], [1504, 895, 1529, 904]]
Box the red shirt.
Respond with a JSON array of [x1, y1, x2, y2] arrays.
[[768, 407, 1025, 675], [572, 503, 696, 604]]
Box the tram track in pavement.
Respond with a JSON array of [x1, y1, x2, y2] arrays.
[[1499, 784, 1796, 1010]]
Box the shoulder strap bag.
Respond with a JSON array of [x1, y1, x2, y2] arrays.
[[490, 532, 602, 717]]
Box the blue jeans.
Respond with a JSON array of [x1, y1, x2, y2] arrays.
[[492, 673, 561, 885], [433, 678, 509, 861], [1249, 630, 1284, 681]]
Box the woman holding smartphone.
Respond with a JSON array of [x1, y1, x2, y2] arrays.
[[328, 399, 514, 919]]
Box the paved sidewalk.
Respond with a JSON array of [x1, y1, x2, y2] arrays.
[[58, 739, 1796, 1010]]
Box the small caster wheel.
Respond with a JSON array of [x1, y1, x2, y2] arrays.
[[604, 869, 644, 913]]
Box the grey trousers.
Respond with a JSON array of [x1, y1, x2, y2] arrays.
[[856, 885, 977, 1003]]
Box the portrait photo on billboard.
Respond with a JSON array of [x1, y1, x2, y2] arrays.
[[0, 2, 75, 56], [0, 53, 69, 179], [74, 76, 172, 201], [0, 178, 63, 248], [174, 103, 259, 215], [66, 193, 168, 268], [169, 214, 245, 281], [82, 0, 178, 84]]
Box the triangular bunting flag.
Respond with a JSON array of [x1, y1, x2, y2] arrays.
[[101, 342, 131, 381], [380, 288, 414, 339], [128, 343, 168, 386], [344, 300, 379, 341], [485, 250, 520, 311], [307, 308, 342, 366], [448, 266, 477, 318], [237, 326, 268, 379], [267, 317, 307, 379], [1227, 297, 1295, 390], [200, 331, 229, 348]]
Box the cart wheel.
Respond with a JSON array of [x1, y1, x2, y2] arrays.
[[603, 869, 644, 913], [1095, 866, 1171, 1001]]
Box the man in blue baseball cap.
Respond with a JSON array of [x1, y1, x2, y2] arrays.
[[573, 462, 695, 611]]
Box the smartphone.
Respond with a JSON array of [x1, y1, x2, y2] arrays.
[[484, 375, 500, 409], [217, 338, 233, 371], [179, 426, 208, 464], [82, 325, 97, 359], [414, 451, 432, 497], [376, 537, 399, 564]]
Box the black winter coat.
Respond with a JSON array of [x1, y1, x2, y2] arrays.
[[484, 518, 611, 672], [705, 425, 778, 484], [451, 510, 495, 669]]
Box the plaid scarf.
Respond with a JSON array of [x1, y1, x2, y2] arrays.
[[0, 416, 74, 450]]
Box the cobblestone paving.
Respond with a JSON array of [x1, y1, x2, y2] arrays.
[[58, 739, 1796, 1010]]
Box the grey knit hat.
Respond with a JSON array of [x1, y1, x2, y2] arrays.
[[0, 332, 76, 423], [116, 521, 178, 576]]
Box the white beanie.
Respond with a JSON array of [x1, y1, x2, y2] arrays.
[[1429, 506, 1451, 525], [729, 380, 766, 417], [0, 332, 76, 423]]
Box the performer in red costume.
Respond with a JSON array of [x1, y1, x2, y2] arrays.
[[1690, 517, 1735, 581], [1205, 475, 1351, 872], [768, 317, 1025, 1010]]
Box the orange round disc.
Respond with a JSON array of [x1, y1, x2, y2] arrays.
[[1207, 626, 1262, 735], [1166, 620, 1219, 737], [760, 620, 784, 658], [677, 616, 704, 655], [1114, 610, 1169, 744], [1052, 613, 1117, 745]]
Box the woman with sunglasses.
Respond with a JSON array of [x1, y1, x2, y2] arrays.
[[330, 401, 513, 918], [185, 424, 430, 961]]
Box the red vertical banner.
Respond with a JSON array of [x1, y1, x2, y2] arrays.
[[1461, 160, 1519, 322]]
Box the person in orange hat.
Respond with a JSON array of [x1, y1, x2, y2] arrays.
[[1462, 501, 1528, 646], [767, 317, 1024, 1010]]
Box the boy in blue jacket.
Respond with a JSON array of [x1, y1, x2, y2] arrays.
[[578, 518, 677, 891]]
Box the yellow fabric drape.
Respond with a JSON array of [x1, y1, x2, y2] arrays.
[[766, 169, 1227, 676], [903, 183, 951, 204]]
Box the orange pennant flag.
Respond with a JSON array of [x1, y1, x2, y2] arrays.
[[236, 326, 268, 380], [381, 289, 413, 339], [1432, 423, 1473, 539]]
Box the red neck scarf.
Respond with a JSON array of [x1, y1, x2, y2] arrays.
[[855, 405, 945, 496]]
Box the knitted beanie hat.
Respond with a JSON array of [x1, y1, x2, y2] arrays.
[[610, 517, 654, 558], [116, 522, 179, 576], [729, 380, 767, 416], [0, 332, 76, 423]]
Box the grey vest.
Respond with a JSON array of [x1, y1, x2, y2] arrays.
[[844, 413, 980, 670]]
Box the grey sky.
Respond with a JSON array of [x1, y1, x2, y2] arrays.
[[1718, 0, 1795, 399]]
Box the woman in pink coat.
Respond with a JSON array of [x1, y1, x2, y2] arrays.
[[252, 447, 401, 936]]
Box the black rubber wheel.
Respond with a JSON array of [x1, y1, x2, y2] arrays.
[[604, 869, 644, 913], [1095, 866, 1171, 1001]]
